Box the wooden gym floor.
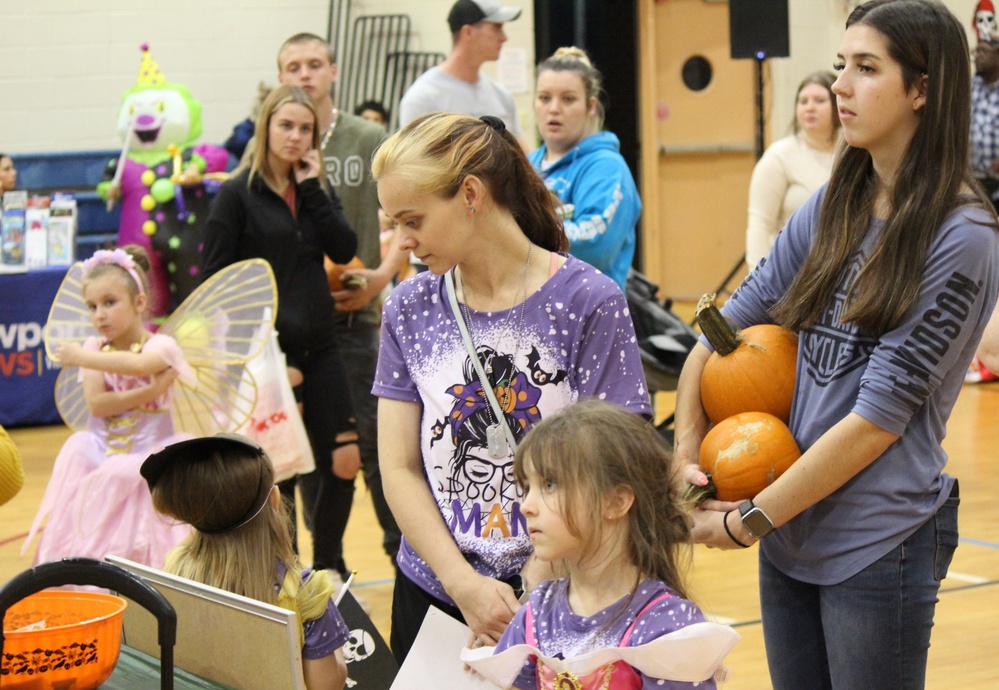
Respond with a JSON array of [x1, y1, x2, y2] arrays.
[[3, 385, 998, 688]]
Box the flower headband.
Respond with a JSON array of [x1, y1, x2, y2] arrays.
[[82, 248, 145, 295]]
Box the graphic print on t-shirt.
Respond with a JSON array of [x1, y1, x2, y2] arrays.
[[800, 252, 983, 396], [799, 254, 878, 387], [374, 258, 652, 591], [431, 345, 556, 541]]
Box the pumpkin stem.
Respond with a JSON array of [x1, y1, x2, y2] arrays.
[[695, 293, 742, 356], [682, 473, 717, 505]]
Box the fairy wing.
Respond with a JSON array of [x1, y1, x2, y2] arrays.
[[43, 262, 90, 361], [53, 366, 88, 432], [45, 258, 276, 434], [169, 360, 261, 437], [163, 258, 277, 366], [161, 258, 277, 435], [44, 262, 96, 430]]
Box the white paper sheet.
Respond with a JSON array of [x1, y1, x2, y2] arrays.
[[497, 47, 529, 94], [390, 607, 503, 689], [461, 621, 741, 689]]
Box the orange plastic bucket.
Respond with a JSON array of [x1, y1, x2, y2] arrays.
[[2, 590, 127, 690]]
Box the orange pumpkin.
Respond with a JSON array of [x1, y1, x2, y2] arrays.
[[696, 293, 798, 424], [324, 256, 365, 292], [699, 411, 801, 502]]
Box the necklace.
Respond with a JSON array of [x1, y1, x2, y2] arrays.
[[320, 107, 339, 151], [548, 663, 615, 690], [457, 242, 533, 459], [101, 337, 147, 353]]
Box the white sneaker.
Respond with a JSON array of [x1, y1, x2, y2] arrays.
[[324, 568, 345, 592]]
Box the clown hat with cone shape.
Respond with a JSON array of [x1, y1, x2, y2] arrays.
[[136, 43, 166, 87]]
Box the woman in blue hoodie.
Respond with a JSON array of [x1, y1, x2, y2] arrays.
[[530, 47, 641, 290]]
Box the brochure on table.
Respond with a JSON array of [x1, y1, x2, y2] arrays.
[[0, 190, 76, 273]]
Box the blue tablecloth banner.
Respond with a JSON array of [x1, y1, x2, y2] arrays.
[[0, 266, 67, 427]]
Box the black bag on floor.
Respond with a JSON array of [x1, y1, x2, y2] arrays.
[[338, 589, 398, 689], [625, 269, 699, 394]]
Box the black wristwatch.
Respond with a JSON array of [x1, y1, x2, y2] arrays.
[[506, 574, 525, 599], [738, 499, 774, 539]]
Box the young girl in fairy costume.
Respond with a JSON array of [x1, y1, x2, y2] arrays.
[[471, 400, 738, 690], [24, 245, 195, 567]]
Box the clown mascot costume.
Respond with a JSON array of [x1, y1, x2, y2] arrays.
[[98, 44, 228, 317]]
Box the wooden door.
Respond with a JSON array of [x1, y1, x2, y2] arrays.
[[639, 0, 757, 299]]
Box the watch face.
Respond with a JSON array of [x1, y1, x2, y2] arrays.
[[743, 507, 773, 538]]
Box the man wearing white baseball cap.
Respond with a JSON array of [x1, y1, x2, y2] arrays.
[[399, 0, 524, 142], [448, 0, 522, 27]]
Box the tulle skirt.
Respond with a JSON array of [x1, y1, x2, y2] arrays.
[[25, 429, 192, 569]]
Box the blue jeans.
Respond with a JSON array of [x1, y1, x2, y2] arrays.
[[759, 487, 959, 690]]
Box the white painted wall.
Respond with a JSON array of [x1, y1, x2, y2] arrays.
[[1, 0, 976, 156], [0, 0, 535, 154], [768, 0, 981, 143]]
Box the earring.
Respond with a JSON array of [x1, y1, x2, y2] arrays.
[[469, 207, 476, 214]]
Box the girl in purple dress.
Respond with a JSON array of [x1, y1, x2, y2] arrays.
[[478, 400, 738, 689]]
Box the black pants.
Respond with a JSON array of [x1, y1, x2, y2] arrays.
[[279, 472, 355, 576], [390, 570, 465, 665], [281, 331, 355, 574], [389, 567, 524, 664], [332, 319, 401, 564]]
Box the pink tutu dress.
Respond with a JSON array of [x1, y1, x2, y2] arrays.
[[24, 334, 195, 568]]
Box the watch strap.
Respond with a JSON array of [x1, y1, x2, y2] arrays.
[[723, 510, 751, 548]]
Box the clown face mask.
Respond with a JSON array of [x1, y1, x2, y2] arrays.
[[118, 89, 194, 152]]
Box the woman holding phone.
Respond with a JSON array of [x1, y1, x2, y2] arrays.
[[202, 84, 361, 577]]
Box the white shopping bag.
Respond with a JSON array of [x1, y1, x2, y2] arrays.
[[240, 330, 316, 482]]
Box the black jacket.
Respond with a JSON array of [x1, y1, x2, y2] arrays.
[[202, 169, 357, 346]]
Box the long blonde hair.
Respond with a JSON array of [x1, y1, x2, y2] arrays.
[[372, 112, 568, 252], [151, 442, 332, 641]]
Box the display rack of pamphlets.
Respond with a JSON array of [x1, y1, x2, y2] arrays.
[[1, 191, 76, 273]]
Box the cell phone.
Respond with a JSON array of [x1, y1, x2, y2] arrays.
[[299, 160, 309, 170]]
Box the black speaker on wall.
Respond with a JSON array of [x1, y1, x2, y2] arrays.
[[729, 0, 790, 59]]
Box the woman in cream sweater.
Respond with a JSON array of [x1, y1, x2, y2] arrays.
[[745, 72, 841, 270]]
